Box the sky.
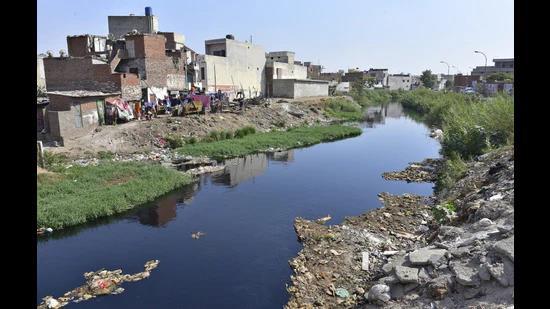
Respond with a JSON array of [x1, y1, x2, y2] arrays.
[[37, 0, 514, 75]]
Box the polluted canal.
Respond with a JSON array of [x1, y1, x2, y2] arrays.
[[37, 103, 440, 308]]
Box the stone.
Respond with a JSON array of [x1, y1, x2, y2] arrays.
[[492, 236, 514, 262], [45, 297, 60, 308], [427, 276, 452, 300], [463, 287, 481, 299], [450, 262, 480, 287], [478, 218, 494, 227], [403, 282, 420, 293], [450, 247, 470, 258], [378, 275, 400, 285], [478, 264, 492, 281], [489, 193, 503, 201], [335, 288, 350, 298], [368, 284, 391, 303], [488, 259, 514, 287], [362, 252, 370, 270], [418, 267, 431, 282], [390, 283, 405, 300], [409, 248, 447, 265], [395, 266, 419, 283], [383, 250, 399, 256]]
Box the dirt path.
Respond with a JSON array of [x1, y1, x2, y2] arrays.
[[47, 97, 335, 159]]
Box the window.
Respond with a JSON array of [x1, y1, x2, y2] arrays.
[[200, 67, 205, 80], [213, 50, 226, 57], [123, 74, 126, 78]]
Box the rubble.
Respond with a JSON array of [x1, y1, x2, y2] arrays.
[[37, 260, 160, 308], [285, 147, 514, 308], [382, 158, 442, 182]]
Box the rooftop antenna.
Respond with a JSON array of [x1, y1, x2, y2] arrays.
[[250, 35, 253, 44]]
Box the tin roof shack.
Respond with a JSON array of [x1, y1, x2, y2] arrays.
[[46, 91, 120, 144], [198, 36, 266, 99], [265, 51, 308, 97], [272, 79, 329, 99]]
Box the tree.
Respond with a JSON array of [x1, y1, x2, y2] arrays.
[[487, 72, 513, 83], [351, 77, 366, 95], [445, 80, 454, 90], [365, 76, 376, 88], [420, 70, 437, 89]]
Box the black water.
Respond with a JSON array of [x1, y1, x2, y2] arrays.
[[37, 103, 440, 308]]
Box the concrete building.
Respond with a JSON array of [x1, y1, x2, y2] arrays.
[[304, 62, 322, 79], [454, 74, 481, 88], [318, 71, 343, 83], [265, 51, 308, 97], [386, 74, 411, 90], [335, 82, 351, 93], [108, 7, 159, 39], [471, 58, 514, 78], [198, 36, 266, 98], [272, 79, 328, 98], [66, 34, 110, 58], [367, 69, 389, 87], [158, 32, 185, 51], [342, 71, 367, 82]]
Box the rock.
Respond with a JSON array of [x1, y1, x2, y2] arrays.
[[488, 259, 514, 287], [395, 266, 419, 283], [478, 264, 492, 281], [409, 248, 447, 265], [390, 283, 405, 300], [403, 282, 420, 293], [355, 287, 365, 295], [478, 218, 494, 227], [368, 284, 391, 304], [492, 236, 514, 262], [418, 267, 431, 282], [427, 276, 452, 300], [362, 252, 370, 270], [489, 193, 503, 201], [335, 288, 350, 298], [46, 228, 53, 233], [378, 275, 400, 285], [463, 287, 481, 299], [45, 297, 60, 308], [383, 250, 399, 256], [450, 247, 470, 258], [450, 262, 480, 287]]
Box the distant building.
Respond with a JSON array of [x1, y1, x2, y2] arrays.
[[265, 51, 307, 97], [454, 74, 481, 88], [386, 74, 411, 90], [335, 82, 351, 93], [108, 7, 159, 39], [304, 62, 322, 79], [367, 69, 389, 87], [342, 71, 368, 83], [318, 71, 343, 83], [471, 58, 514, 78]]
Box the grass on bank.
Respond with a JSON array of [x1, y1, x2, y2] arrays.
[[176, 125, 362, 160], [323, 98, 364, 121], [397, 89, 514, 191], [37, 162, 192, 229]]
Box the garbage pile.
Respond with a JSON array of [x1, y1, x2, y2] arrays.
[[37, 260, 160, 308], [382, 159, 442, 183], [285, 147, 514, 308]]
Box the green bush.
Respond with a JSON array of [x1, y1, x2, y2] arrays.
[[234, 126, 256, 139], [165, 135, 185, 149], [435, 153, 468, 192], [324, 98, 363, 120], [187, 137, 197, 144], [43, 151, 68, 169]]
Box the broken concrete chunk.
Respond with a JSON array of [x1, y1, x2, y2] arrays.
[[488, 259, 514, 287], [492, 236, 514, 262], [368, 284, 391, 303], [409, 248, 447, 265], [395, 266, 419, 284], [450, 262, 480, 287], [361, 252, 370, 271]]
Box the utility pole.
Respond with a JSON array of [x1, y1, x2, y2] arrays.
[[474, 50, 488, 80]]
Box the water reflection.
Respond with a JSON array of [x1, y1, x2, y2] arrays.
[[134, 183, 198, 227], [211, 150, 294, 187], [365, 103, 404, 127]]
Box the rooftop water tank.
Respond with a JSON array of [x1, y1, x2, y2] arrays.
[[226, 34, 235, 40], [145, 7, 153, 16]]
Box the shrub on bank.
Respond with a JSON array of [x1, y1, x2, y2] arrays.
[[323, 98, 363, 120]]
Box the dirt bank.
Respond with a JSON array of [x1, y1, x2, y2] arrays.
[[46, 97, 338, 159], [286, 147, 514, 308]]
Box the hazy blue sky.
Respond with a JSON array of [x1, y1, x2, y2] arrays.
[[37, 0, 513, 75]]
